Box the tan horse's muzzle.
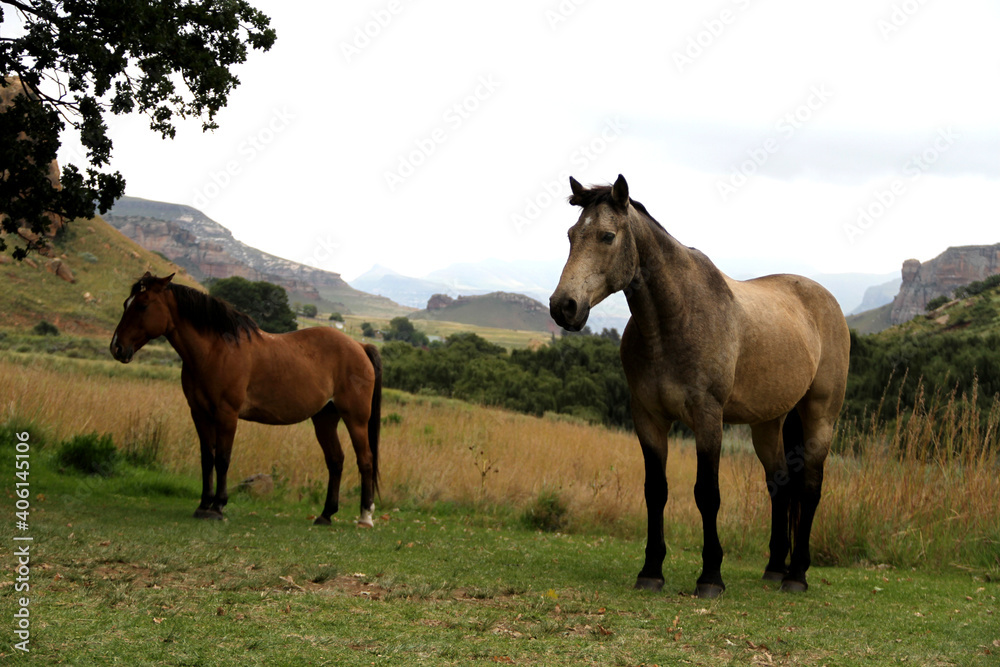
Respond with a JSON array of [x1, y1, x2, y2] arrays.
[[549, 291, 591, 332]]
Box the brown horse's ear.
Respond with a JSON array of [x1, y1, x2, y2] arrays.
[[611, 174, 629, 210], [163, 273, 175, 284], [141, 271, 153, 279]]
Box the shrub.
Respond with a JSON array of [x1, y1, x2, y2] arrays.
[[57, 433, 119, 476], [32, 320, 59, 336], [522, 489, 569, 532], [925, 295, 949, 311]]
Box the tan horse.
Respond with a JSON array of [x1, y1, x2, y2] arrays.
[[111, 273, 382, 526], [550, 176, 849, 597]]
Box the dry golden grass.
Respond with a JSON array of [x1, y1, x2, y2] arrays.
[[2, 355, 997, 571]]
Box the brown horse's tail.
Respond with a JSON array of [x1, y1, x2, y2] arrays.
[[364, 343, 382, 496], [782, 407, 805, 550]]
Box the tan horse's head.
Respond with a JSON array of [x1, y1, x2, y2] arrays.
[[550, 174, 640, 331], [110, 272, 175, 363]]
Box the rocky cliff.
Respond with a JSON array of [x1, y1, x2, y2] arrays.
[[106, 196, 408, 316], [889, 244, 1000, 325]]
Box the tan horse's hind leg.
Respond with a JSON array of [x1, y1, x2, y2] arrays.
[[783, 401, 834, 592], [751, 417, 792, 582], [311, 404, 345, 526]]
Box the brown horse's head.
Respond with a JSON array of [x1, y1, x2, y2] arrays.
[[550, 174, 640, 331], [110, 272, 175, 363]]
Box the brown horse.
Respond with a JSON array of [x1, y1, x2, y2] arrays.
[[110, 273, 382, 526], [550, 175, 850, 597]]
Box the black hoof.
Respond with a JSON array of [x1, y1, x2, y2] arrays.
[[313, 515, 332, 526], [780, 579, 808, 593], [193, 508, 224, 520], [695, 583, 725, 599], [634, 577, 665, 592], [762, 570, 786, 583]]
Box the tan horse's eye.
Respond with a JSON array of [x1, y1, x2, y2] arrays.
[[601, 232, 616, 244]]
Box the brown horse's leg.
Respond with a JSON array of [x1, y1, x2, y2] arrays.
[[191, 413, 223, 520], [311, 404, 345, 525], [751, 418, 791, 581], [692, 408, 725, 599], [783, 409, 832, 592], [344, 416, 375, 527], [632, 405, 671, 591], [209, 412, 238, 516]]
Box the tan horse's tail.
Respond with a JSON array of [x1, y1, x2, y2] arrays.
[[364, 343, 382, 496], [782, 407, 805, 550]]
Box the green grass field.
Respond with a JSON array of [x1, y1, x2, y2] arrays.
[[0, 450, 996, 666]]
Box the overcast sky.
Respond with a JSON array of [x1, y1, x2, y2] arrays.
[[11, 0, 1000, 281]]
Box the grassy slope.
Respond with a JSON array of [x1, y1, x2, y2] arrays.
[[0, 215, 201, 335], [846, 302, 893, 335]]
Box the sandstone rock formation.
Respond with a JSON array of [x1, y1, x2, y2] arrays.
[[1, 76, 66, 253], [889, 244, 1000, 325]]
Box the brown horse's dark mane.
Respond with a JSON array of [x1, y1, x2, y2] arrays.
[[129, 276, 259, 341], [567, 185, 667, 233]]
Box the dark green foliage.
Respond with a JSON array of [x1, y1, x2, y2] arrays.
[[925, 295, 949, 311], [0, 0, 274, 259], [383, 317, 429, 347], [361, 322, 376, 338], [300, 304, 318, 318], [521, 489, 569, 532], [954, 274, 1000, 299], [57, 432, 119, 477], [328, 312, 344, 322], [207, 276, 297, 333], [382, 332, 631, 428], [31, 320, 59, 336]]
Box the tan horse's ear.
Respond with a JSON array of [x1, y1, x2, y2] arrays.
[[611, 174, 629, 210], [569, 176, 583, 197]]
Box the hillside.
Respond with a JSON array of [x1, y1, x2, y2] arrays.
[[0, 215, 201, 335], [106, 196, 409, 318], [409, 292, 557, 333], [889, 243, 1000, 326], [845, 302, 893, 335]]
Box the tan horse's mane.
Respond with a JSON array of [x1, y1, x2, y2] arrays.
[[129, 276, 259, 342]]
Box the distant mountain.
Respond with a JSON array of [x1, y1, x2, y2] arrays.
[[350, 265, 471, 308], [850, 277, 902, 315], [106, 196, 409, 317], [409, 292, 558, 333]]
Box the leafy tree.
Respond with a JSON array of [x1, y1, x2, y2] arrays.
[[328, 312, 344, 322], [300, 304, 318, 318], [383, 316, 429, 347], [360, 322, 375, 338], [925, 295, 949, 311], [207, 276, 296, 333], [0, 0, 275, 259]]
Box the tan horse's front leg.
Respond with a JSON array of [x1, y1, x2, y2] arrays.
[[632, 402, 672, 591], [692, 408, 725, 599]]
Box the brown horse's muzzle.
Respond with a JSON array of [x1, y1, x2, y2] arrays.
[[549, 292, 591, 332], [110, 336, 135, 364]]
